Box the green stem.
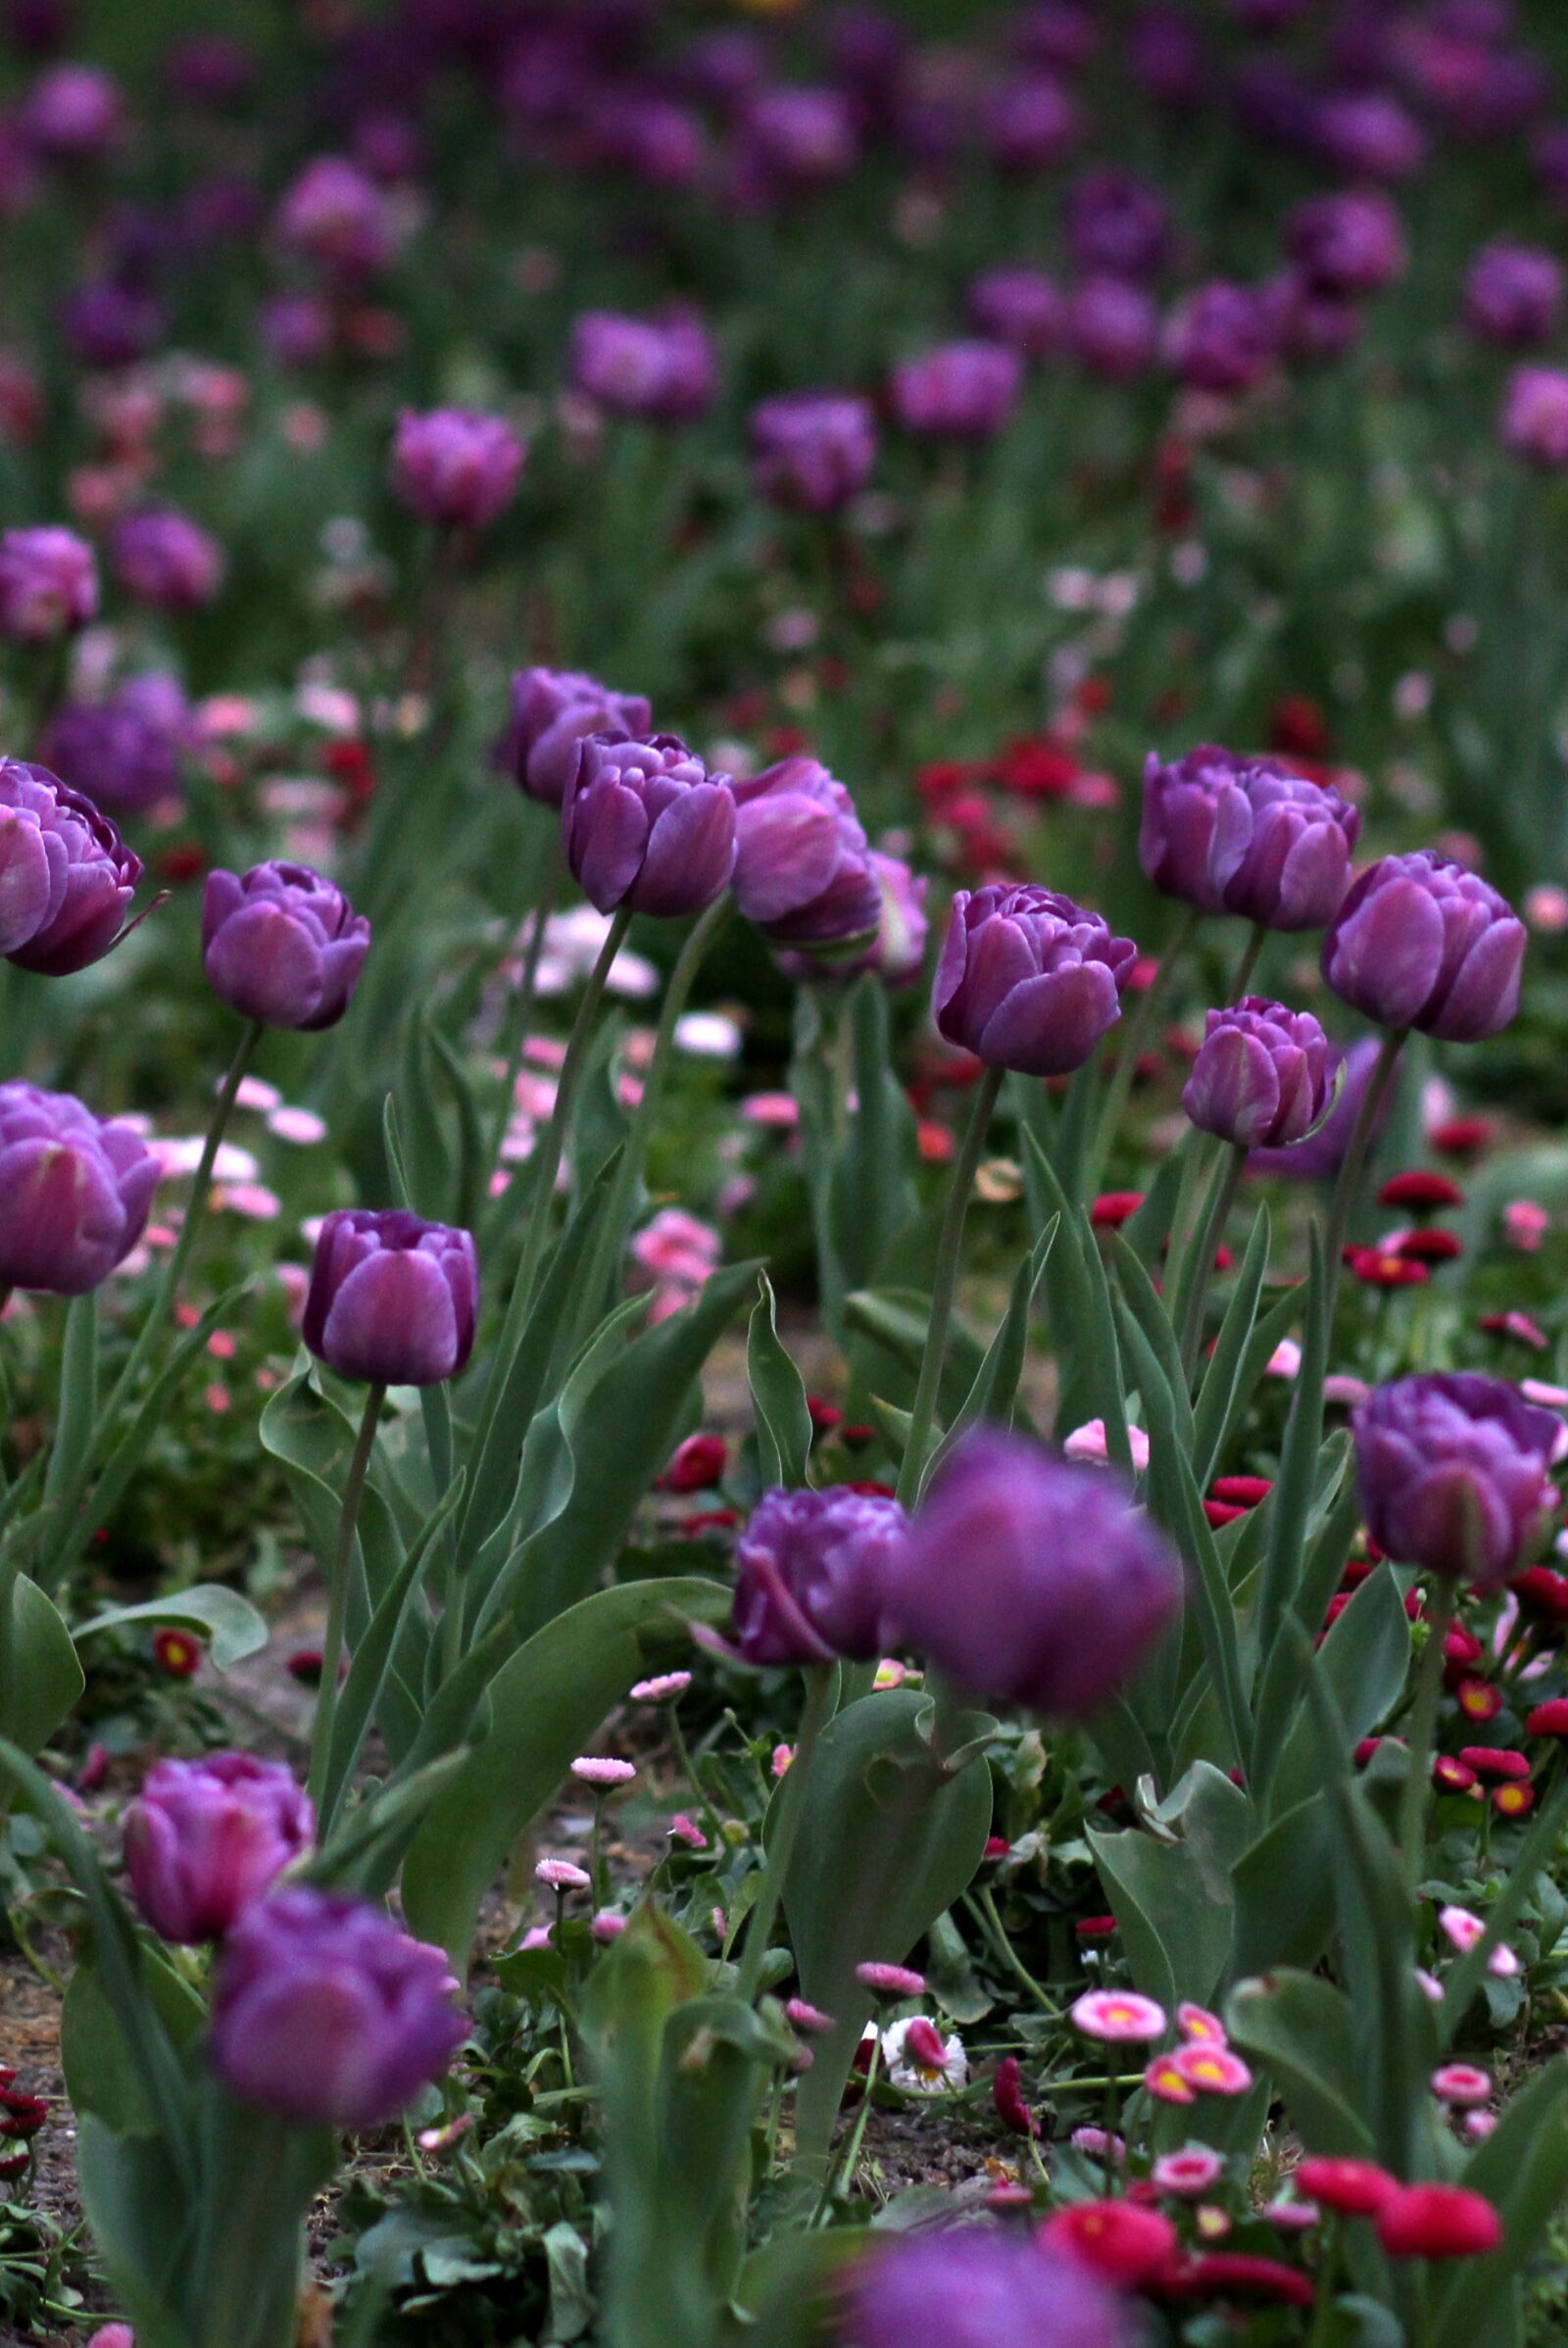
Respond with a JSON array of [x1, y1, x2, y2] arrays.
[[510, 905, 632, 1317], [485, 848, 560, 1182], [1177, 1144, 1247, 1381], [668, 1705, 724, 1849], [738, 1662, 833, 2004], [962, 1886, 1060, 2018], [1227, 920, 1267, 1000], [1398, 1582, 1452, 1903], [816, 2031, 882, 2223], [307, 1383, 386, 1819], [896, 1065, 1004, 1510], [1088, 905, 1200, 1190], [1323, 1029, 1407, 1305]]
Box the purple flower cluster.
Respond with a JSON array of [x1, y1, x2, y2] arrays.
[[304, 1208, 479, 1389], [1141, 746, 1360, 931], [933, 884, 1136, 1076], [0, 1082, 156, 1295], [563, 733, 736, 917]]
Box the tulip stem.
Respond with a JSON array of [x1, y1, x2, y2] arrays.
[[1177, 1143, 1247, 1381], [1227, 920, 1267, 999], [737, 1661, 833, 2005], [485, 848, 560, 1186], [308, 1381, 386, 1823], [1088, 906, 1200, 1194], [512, 906, 633, 1319], [896, 1066, 1004, 1512], [1398, 1581, 1452, 1902], [1322, 1028, 1406, 1305]]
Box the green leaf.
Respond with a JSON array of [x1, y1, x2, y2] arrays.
[[1226, 1971, 1375, 2156], [1110, 1233, 1192, 1452], [786, 1689, 994, 2159], [75, 2117, 190, 2342], [842, 1286, 984, 1420], [825, 978, 920, 1309], [1257, 1227, 1330, 1652], [748, 1275, 812, 1490], [1190, 1203, 1272, 1488], [928, 1219, 1054, 1482], [43, 1290, 98, 1511], [1263, 1564, 1410, 1821], [1020, 1132, 1130, 1467], [1087, 1808, 1238, 2013], [401, 1576, 732, 1969], [6, 1573, 84, 1753], [62, 1944, 205, 2135], [75, 1585, 269, 1674]]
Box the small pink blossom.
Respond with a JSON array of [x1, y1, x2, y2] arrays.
[[1071, 1989, 1167, 2042], [1152, 2147, 1224, 2196], [1063, 1419, 1151, 1472], [1172, 2043, 1252, 2096], [1266, 1340, 1302, 1380], [1438, 1902, 1519, 1976], [771, 1742, 794, 1777], [1432, 2064, 1491, 2107], [1069, 2126, 1126, 2163], [1324, 1373, 1372, 1408], [631, 1672, 692, 1701], [667, 1813, 708, 1849], [1177, 2001, 1227, 2045], [741, 1092, 800, 1130], [786, 1998, 836, 2035], [1504, 1199, 1549, 1251], [1264, 2197, 1320, 2232], [571, 1757, 636, 1786], [591, 1910, 626, 1942], [268, 1104, 328, 1146], [857, 1961, 926, 1997], [1464, 2110, 1497, 2142], [535, 1859, 590, 1892]]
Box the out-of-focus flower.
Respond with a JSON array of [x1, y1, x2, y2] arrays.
[[40, 673, 189, 814], [1376, 2183, 1502, 2260], [1465, 241, 1564, 345], [730, 1485, 906, 1666], [1068, 276, 1160, 380], [890, 341, 1023, 440], [1322, 851, 1525, 1041], [1286, 190, 1406, 294], [276, 155, 397, 280], [731, 756, 880, 961], [210, 1886, 463, 2128], [21, 62, 121, 162], [391, 408, 525, 532], [202, 861, 369, 1031], [0, 758, 141, 973], [882, 2016, 967, 2093], [1039, 2198, 1178, 2288], [123, 1753, 314, 1944], [750, 390, 877, 514], [1501, 366, 1568, 465], [1071, 1989, 1167, 2041], [1066, 167, 1172, 280], [746, 84, 858, 186], [1183, 998, 1330, 1150], [304, 1208, 478, 1387], [0, 1082, 156, 1293], [563, 733, 736, 917], [0, 525, 97, 641], [569, 309, 716, 423], [1352, 1374, 1559, 1587], [496, 666, 652, 810], [845, 2230, 1130, 2348], [111, 508, 224, 611], [1164, 281, 1276, 394], [967, 266, 1065, 359], [1141, 747, 1359, 931], [884, 1430, 1183, 1716], [933, 883, 1136, 1075]]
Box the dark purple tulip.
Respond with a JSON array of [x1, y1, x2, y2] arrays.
[[750, 392, 877, 515], [891, 342, 1022, 442], [1501, 366, 1568, 466], [1250, 1036, 1386, 1178], [884, 1431, 1184, 1717], [1313, 88, 1427, 180], [1264, 269, 1365, 367], [124, 1753, 314, 1945], [20, 62, 121, 162], [496, 666, 653, 810], [1183, 998, 1330, 1150], [1065, 168, 1172, 282], [983, 75, 1082, 172], [111, 509, 224, 611], [202, 861, 369, 1032], [582, 93, 707, 192], [0, 758, 141, 974], [1012, 0, 1098, 73], [1165, 281, 1277, 395], [305, 1208, 478, 1388], [0, 1083, 156, 1294], [59, 279, 166, 368], [211, 1886, 464, 2129], [390, 408, 525, 532], [563, 733, 736, 917], [848, 2233, 1129, 2348], [40, 673, 188, 815], [965, 266, 1066, 360], [1129, 6, 1206, 109], [569, 309, 716, 424], [1533, 122, 1568, 207], [731, 757, 879, 956], [1141, 747, 1360, 932], [732, 1486, 907, 1666], [1352, 1375, 1559, 1589], [858, 853, 929, 988], [1322, 851, 1525, 1041], [933, 883, 1136, 1078], [1285, 190, 1406, 295], [0, 526, 96, 643], [1067, 275, 1160, 381], [276, 155, 396, 280], [745, 85, 858, 185], [1465, 242, 1564, 347], [261, 292, 334, 370], [165, 31, 256, 109]]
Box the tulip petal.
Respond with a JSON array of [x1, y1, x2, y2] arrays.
[[977, 961, 1121, 1077]]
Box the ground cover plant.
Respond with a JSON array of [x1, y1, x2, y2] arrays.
[[11, 0, 1568, 2342]]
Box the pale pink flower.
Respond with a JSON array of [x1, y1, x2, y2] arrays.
[[1266, 1340, 1302, 1380], [741, 1092, 801, 1130], [1177, 2001, 1226, 2044], [1264, 2197, 1319, 2232], [1071, 1989, 1167, 2042], [1152, 2147, 1223, 2196], [630, 1671, 692, 1701], [1172, 2043, 1252, 2096], [535, 1859, 590, 1891], [1432, 2064, 1491, 2107], [1504, 1199, 1549, 1251], [786, 1997, 835, 2035], [591, 1910, 626, 1942], [1438, 1902, 1519, 1976], [1064, 1419, 1151, 1472], [1070, 2126, 1126, 2163], [570, 1757, 636, 1786], [857, 1961, 926, 1997], [667, 1813, 708, 1849]]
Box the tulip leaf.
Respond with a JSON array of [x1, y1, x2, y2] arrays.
[[74, 2118, 190, 2346], [927, 1218, 1055, 1485], [1190, 1202, 1272, 1484], [842, 1287, 984, 1421], [1430, 2057, 1568, 2348], [1020, 1131, 1131, 1467], [43, 1290, 98, 1512], [1262, 1562, 1410, 1820], [6, 1571, 84, 1753], [62, 1945, 206, 2137], [748, 1274, 813, 1491], [826, 977, 921, 1307], [74, 1584, 269, 1674], [1110, 1233, 1192, 1452], [400, 1575, 732, 1969], [1087, 1801, 1239, 2013], [1225, 1971, 1375, 2156], [1257, 1225, 1331, 1652], [785, 1690, 994, 2160]]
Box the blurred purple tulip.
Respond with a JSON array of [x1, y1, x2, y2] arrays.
[[750, 391, 877, 514], [732, 1486, 907, 1666], [1353, 1375, 1559, 1588], [112, 509, 224, 611], [569, 309, 716, 423], [0, 758, 141, 974], [391, 408, 525, 532], [497, 667, 653, 809], [40, 674, 188, 815], [0, 526, 96, 642], [124, 1753, 314, 1944], [1322, 850, 1525, 1041], [202, 861, 369, 1032], [731, 756, 880, 957], [1466, 242, 1564, 346], [891, 341, 1022, 440], [0, 1082, 156, 1294], [966, 266, 1066, 360]]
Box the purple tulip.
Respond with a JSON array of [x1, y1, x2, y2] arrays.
[[124, 1753, 315, 1944], [305, 1208, 478, 1388], [1322, 850, 1525, 1041], [111, 509, 224, 611], [1353, 1375, 1560, 1588], [732, 1486, 907, 1666], [1313, 88, 1427, 181], [848, 2232, 1129, 2348], [40, 673, 188, 815], [275, 155, 396, 280], [745, 85, 858, 185], [1129, 7, 1206, 109], [884, 1431, 1184, 1717], [966, 267, 1066, 360], [563, 733, 737, 918], [1140, 746, 1361, 931], [569, 310, 716, 424], [1250, 1036, 1387, 1178], [858, 853, 930, 988], [933, 883, 1136, 1078], [0, 758, 141, 974], [983, 75, 1083, 172], [1285, 190, 1406, 295], [0, 526, 97, 642], [202, 861, 369, 1032], [1067, 276, 1160, 381], [1164, 280, 1277, 395], [583, 93, 708, 192], [1466, 242, 1564, 346], [1065, 167, 1172, 282], [496, 666, 653, 810], [750, 392, 877, 515], [390, 408, 526, 532], [891, 342, 1023, 441], [1183, 998, 1331, 1150], [1501, 365, 1568, 465], [731, 757, 880, 956], [1265, 270, 1365, 366], [0, 1083, 157, 1294], [59, 279, 166, 369], [210, 1886, 464, 2129], [20, 63, 121, 162]]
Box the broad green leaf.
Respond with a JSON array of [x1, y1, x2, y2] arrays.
[[1431, 2057, 1568, 2348], [1110, 1232, 1192, 1451], [1191, 1204, 1272, 1487], [1087, 1813, 1236, 2012], [75, 1584, 269, 1674], [1226, 1971, 1375, 2155], [928, 1219, 1054, 1483], [7, 1572, 84, 1753], [748, 1274, 812, 1490], [825, 979, 920, 1311]]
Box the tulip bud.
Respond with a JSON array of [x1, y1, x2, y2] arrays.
[[1182, 998, 1330, 1149], [210, 1886, 464, 2129], [933, 883, 1136, 1076], [496, 667, 653, 810], [390, 408, 526, 532], [1286, 190, 1406, 295], [40, 673, 189, 815], [304, 1208, 478, 1387], [0, 1082, 157, 1294], [569, 309, 716, 423], [1352, 1374, 1559, 1588], [0, 758, 141, 974], [1465, 242, 1562, 347], [562, 733, 737, 918], [890, 341, 1023, 440], [111, 508, 224, 611], [883, 1430, 1184, 1716], [731, 757, 880, 960], [731, 1485, 907, 1666], [750, 391, 877, 514], [966, 266, 1065, 359], [123, 1752, 314, 1943], [275, 154, 396, 280], [1321, 850, 1525, 1040], [0, 525, 97, 642], [846, 2230, 1126, 2348], [1141, 746, 1360, 931], [201, 860, 369, 1031]]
